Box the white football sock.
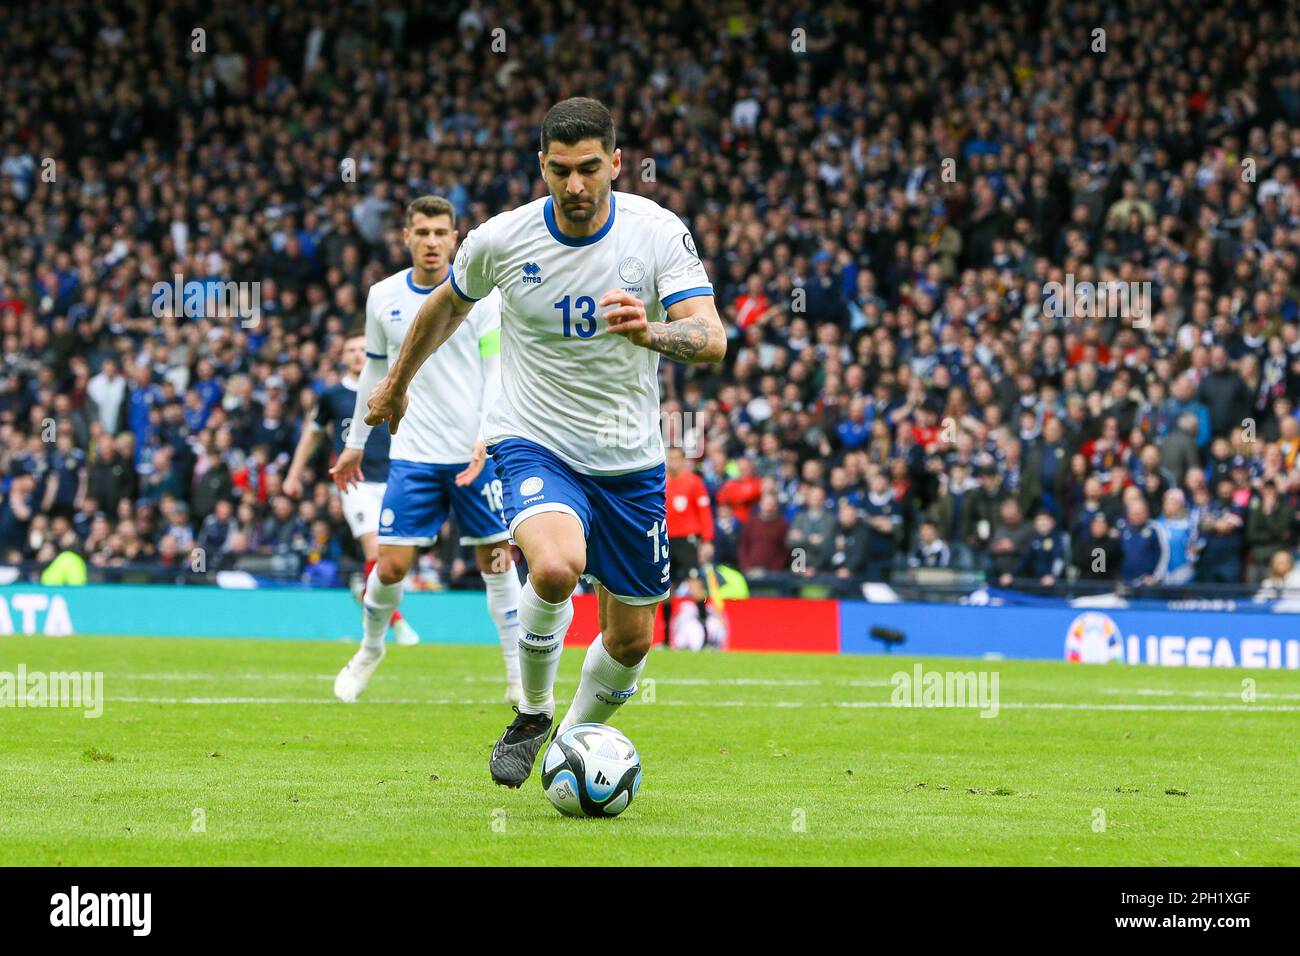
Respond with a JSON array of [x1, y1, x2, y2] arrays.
[[557, 634, 645, 734], [516, 577, 573, 717], [362, 567, 402, 655], [481, 566, 522, 684]]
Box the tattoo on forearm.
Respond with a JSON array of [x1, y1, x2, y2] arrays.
[[647, 317, 711, 362]]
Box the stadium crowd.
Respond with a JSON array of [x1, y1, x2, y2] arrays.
[[2, 0, 1300, 594]]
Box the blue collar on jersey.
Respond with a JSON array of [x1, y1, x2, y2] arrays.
[[543, 193, 617, 246], [406, 269, 446, 294]]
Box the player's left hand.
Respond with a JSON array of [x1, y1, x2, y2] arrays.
[[600, 290, 650, 347], [455, 440, 487, 487], [329, 447, 365, 492]]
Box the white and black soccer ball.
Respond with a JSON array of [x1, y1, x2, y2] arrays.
[[541, 723, 642, 818]]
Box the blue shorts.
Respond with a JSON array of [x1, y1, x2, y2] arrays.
[[488, 438, 668, 605], [377, 458, 510, 547]]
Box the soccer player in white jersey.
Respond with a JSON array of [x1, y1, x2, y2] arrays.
[[283, 330, 419, 646], [364, 99, 726, 787], [332, 195, 523, 705]]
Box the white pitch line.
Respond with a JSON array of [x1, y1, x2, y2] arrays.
[[110, 673, 896, 688], [114, 673, 335, 682], [457, 674, 890, 687], [100, 696, 1300, 712], [1100, 687, 1300, 700]]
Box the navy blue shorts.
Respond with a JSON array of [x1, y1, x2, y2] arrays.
[[377, 458, 510, 547], [489, 438, 668, 605]]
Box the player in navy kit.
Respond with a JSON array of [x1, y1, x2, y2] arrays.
[[285, 331, 419, 644]]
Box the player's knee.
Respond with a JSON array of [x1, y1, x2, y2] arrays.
[[604, 629, 651, 665], [527, 554, 582, 600], [377, 551, 411, 584]]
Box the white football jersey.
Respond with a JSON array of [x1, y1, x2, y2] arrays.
[[358, 268, 502, 464], [450, 191, 713, 475]]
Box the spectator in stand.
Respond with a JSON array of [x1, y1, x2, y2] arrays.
[[716, 457, 763, 524], [830, 501, 870, 578], [787, 484, 836, 577], [963, 466, 1006, 570], [1160, 413, 1203, 486], [1073, 512, 1122, 583], [711, 503, 741, 569], [737, 491, 789, 577], [928, 462, 974, 569], [1155, 489, 1198, 585], [197, 499, 235, 560], [1007, 510, 1068, 586], [1163, 376, 1213, 451], [86, 434, 135, 514], [733, 275, 771, 332], [0, 474, 37, 559], [1256, 550, 1300, 599], [41, 428, 86, 520], [259, 495, 310, 561], [988, 498, 1034, 582], [86, 358, 126, 435], [1119, 498, 1168, 586], [1197, 479, 1248, 584], [908, 519, 951, 570], [1023, 417, 1071, 516], [1245, 480, 1291, 584], [862, 470, 902, 582], [1197, 347, 1254, 439]]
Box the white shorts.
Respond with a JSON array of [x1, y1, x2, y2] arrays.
[[341, 481, 387, 539]]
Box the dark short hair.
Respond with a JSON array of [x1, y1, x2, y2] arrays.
[[541, 97, 615, 154], [405, 195, 455, 227]]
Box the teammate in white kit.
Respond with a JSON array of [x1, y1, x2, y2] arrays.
[[332, 196, 523, 705], [364, 99, 726, 786]]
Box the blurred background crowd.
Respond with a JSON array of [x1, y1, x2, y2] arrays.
[[2, 0, 1300, 596]]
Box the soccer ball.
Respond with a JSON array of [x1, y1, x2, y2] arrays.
[[541, 723, 641, 817]]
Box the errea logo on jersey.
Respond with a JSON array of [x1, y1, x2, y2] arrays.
[[522, 262, 542, 284]]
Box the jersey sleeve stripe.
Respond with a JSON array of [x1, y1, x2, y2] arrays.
[[365, 351, 386, 359], [449, 270, 481, 302], [661, 285, 714, 308]]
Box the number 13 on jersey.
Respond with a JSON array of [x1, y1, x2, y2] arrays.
[[555, 295, 597, 338]]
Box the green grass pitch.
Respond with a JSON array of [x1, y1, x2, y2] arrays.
[[2, 635, 1297, 866]]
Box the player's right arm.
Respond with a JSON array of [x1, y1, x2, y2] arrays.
[[602, 216, 725, 363], [366, 228, 492, 434], [284, 393, 328, 497]]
